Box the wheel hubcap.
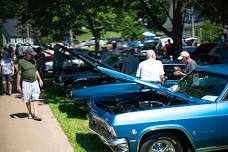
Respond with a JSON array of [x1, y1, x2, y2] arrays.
[[150, 139, 175, 152]]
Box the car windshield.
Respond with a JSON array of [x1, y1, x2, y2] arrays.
[[178, 71, 228, 102]]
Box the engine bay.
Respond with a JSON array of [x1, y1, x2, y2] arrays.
[[95, 90, 189, 115]]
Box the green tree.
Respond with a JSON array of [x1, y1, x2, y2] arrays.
[[18, 0, 122, 50], [197, 21, 222, 43], [117, 13, 144, 40], [108, 0, 196, 58], [18, 0, 81, 41], [0, 0, 22, 19], [137, 0, 194, 58], [196, 0, 228, 25]]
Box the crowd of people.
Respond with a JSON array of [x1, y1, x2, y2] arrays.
[[0, 41, 198, 121], [121, 47, 197, 85], [0, 45, 43, 121]]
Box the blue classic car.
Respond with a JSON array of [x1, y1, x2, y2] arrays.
[[87, 65, 228, 152], [72, 61, 182, 109], [72, 77, 178, 110]]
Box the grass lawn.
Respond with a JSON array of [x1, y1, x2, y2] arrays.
[[76, 29, 121, 42], [42, 80, 111, 152]]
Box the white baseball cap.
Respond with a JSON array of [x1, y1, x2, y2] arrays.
[[177, 51, 190, 60]]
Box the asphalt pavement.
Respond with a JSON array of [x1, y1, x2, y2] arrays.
[[0, 94, 73, 152]]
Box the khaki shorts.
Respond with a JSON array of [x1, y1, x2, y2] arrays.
[[22, 80, 40, 102]]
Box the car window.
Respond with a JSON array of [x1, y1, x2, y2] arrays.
[[178, 71, 228, 102]]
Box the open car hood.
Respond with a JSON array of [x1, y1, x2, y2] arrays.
[[97, 66, 200, 102], [57, 45, 115, 70]]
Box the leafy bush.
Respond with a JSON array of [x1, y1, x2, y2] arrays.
[[196, 21, 222, 43]]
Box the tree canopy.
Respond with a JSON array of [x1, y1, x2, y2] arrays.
[[1, 0, 227, 52]]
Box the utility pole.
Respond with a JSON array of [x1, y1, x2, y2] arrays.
[[26, 23, 30, 43]]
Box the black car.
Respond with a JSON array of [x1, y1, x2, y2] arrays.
[[191, 42, 218, 64], [191, 42, 228, 64], [53, 45, 118, 97]]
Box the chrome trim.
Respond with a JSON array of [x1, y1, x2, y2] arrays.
[[196, 145, 228, 152], [218, 84, 228, 102], [88, 113, 117, 138], [89, 126, 129, 152], [74, 78, 88, 83], [109, 138, 128, 146], [136, 127, 195, 152]]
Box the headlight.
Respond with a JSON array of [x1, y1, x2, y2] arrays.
[[107, 125, 117, 138]]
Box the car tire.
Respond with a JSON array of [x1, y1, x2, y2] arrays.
[[140, 132, 183, 152]]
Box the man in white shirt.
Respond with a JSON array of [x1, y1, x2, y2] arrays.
[[136, 50, 165, 85]]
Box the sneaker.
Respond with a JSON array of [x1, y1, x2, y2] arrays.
[[33, 115, 42, 121]]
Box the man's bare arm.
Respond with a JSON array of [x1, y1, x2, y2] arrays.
[[36, 70, 43, 87], [160, 74, 165, 85], [17, 71, 22, 92]]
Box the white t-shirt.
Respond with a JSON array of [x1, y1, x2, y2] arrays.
[[136, 59, 165, 82], [0, 58, 13, 75]]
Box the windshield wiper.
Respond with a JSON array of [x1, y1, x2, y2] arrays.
[[178, 90, 192, 99]]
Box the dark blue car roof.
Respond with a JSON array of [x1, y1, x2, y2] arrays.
[[197, 64, 228, 76]]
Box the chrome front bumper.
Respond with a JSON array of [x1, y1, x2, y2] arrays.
[[99, 136, 129, 152], [87, 114, 129, 152]]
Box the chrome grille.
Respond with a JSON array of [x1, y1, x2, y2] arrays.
[[88, 114, 116, 139]]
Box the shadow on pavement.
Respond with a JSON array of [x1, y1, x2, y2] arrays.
[[76, 133, 111, 152], [14, 94, 22, 99], [10, 113, 28, 118]]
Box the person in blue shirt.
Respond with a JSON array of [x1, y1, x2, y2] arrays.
[[121, 49, 140, 75]]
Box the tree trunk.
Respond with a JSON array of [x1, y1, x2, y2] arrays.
[[171, 33, 182, 59], [69, 29, 74, 45], [139, 0, 184, 59], [170, 0, 184, 59], [86, 15, 100, 51], [94, 30, 100, 51]]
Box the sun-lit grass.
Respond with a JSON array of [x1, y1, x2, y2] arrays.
[[76, 29, 121, 42], [103, 31, 121, 39], [76, 30, 93, 42], [42, 80, 111, 152]]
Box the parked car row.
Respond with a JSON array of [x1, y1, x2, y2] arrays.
[[51, 46, 184, 99], [43, 43, 228, 152]]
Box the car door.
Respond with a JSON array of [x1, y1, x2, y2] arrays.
[[216, 87, 228, 147]]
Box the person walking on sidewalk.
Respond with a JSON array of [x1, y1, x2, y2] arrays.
[[0, 51, 14, 95], [17, 47, 43, 121]]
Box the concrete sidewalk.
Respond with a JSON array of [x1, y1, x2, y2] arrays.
[[0, 94, 74, 152]]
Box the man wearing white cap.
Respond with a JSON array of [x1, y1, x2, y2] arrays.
[[175, 51, 197, 76]]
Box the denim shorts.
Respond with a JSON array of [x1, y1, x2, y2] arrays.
[[2, 74, 13, 82]]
